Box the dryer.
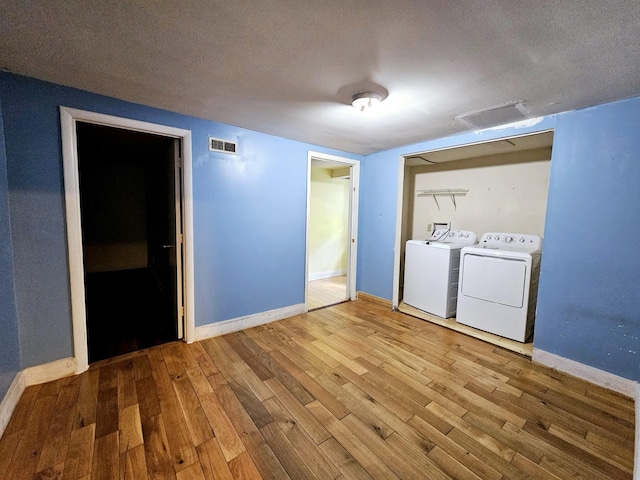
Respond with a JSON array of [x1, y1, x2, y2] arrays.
[[403, 229, 477, 318], [456, 232, 542, 342]]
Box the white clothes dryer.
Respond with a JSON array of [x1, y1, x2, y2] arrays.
[[403, 229, 477, 318], [456, 232, 543, 342]]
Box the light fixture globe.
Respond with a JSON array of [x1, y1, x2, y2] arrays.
[[352, 91, 383, 112]]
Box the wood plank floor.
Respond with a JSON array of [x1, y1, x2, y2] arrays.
[[0, 300, 635, 479], [308, 275, 347, 310], [398, 302, 534, 357]]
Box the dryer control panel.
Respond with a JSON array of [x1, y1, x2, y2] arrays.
[[430, 229, 477, 245], [479, 232, 542, 250]]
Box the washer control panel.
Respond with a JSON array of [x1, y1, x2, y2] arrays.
[[479, 232, 542, 250], [429, 229, 477, 245]]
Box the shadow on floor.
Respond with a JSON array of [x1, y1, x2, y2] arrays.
[[85, 268, 178, 363]]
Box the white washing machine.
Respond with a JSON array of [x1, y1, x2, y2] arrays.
[[456, 232, 543, 342], [403, 229, 477, 318]]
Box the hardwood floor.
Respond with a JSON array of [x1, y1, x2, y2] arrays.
[[398, 302, 534, 358], [0, 300, 635, 479], [308, 275, 348, 310]]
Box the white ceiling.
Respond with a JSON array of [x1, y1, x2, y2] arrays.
[[2, 1, 640, 155]]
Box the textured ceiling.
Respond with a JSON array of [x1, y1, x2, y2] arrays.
[[2, 1, 640, 155]]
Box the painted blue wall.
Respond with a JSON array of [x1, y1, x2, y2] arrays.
[[0, 72, 359, 368], [0, 98, 21, 399], [535, 97, 640, 381]]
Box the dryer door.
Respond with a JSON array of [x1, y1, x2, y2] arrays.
[[460, 254, 527, 307]]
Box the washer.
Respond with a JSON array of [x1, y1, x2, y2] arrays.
[[456, 232, 543, 342], [403, 229, 477, 318]]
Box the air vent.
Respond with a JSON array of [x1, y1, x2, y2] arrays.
[[455, 101, 530, 130], [209, 137, 237, 154]]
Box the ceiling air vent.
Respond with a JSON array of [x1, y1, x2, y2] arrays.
[[209, 137, 237, 154], [455, 101, 530, 130]]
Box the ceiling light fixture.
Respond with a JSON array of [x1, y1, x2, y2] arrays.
[[351, 91, 383, 112]]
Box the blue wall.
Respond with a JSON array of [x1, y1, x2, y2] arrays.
[[0, 98, 21, 399], [535, 98, 640, 381], [0, 72, 359, 368]]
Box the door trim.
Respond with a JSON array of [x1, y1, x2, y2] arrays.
[[306, 151, 360, 308], [60, 107, 195, 373]]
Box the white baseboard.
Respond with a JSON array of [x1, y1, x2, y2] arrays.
[[195, 303, 306, 341], [0, 357, 77, 438], [22, 357, 76, 386], [308, 270, 346, 281], [532, 348, 638, 399], [0, 371, 26, 438]]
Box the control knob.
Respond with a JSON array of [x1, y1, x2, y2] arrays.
[[505, 236, 513, 243]]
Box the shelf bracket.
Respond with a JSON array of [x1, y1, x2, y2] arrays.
[[417, 188, 468, 210]]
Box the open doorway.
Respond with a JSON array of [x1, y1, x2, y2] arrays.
[[61, 107, 195, 373], [306, 152, 359, 310], [77, 123, 182, 362]]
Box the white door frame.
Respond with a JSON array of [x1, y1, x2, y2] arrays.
[[306, 151, 360, 308], [60, 107, 195, 373], [391, 155, 407, 309]]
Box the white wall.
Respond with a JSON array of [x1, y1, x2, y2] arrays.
[[410, 147, 551, 240], [308, 166, 349, 279]]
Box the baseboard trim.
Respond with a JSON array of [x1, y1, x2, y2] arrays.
[[308, 270, 347, 281], [22, 357, 77, 387], [356, 291, 392, 308], [532, 348, 638, 399], [0, 371, 26, 438], [194, 303, 306, 341], [0, 356, 78, 438]]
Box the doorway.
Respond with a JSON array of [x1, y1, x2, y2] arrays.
[[306, 152, 359, 310], [61, 107, 195, 373], [77, 122, 181, 362], [391, 130, 553, 355]]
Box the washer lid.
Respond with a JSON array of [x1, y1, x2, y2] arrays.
[[426, 241, 476, 250]]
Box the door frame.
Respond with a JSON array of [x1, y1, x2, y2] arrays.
[[306, 151, 360, 308], [60, 107, 195, 373]]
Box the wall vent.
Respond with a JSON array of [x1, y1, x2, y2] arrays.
[[209, 137, 237, 154]]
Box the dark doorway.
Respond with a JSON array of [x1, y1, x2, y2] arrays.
[[77, 122, 182, 363]]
